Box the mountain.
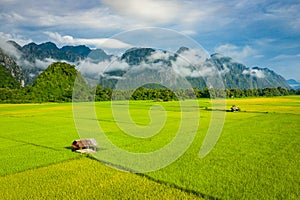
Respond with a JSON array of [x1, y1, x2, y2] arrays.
[[87, 49, 112, 62], [0, 41, 292, 89], [121, 47, 156, 65], [7, 40, 22, 51], [99, 47, 291, 89], [21, 42, 91, 62], [32, 62, 89, 102], [286, 79, 300, 89], [121, 47, 172, 66], [209, 53, 291, 89], [0, 48, 24, 87], [5, 41, 111, 85]]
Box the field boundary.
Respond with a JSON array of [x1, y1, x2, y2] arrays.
[[0, 155, 83, 178], [0, 135, 63, 152], [137, 173, 220, 200], [86, 156, 219, 199]]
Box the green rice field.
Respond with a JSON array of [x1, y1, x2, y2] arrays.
[[0, 96, 299, 199]]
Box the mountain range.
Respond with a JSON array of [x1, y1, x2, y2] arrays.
[[0, 41, 293, 89], [286, 79, 300, 89]]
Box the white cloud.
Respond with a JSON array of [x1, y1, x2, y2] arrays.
[[101, 0, 180, 25], [0, 12, 24, 23], [147, 50, 171, 62], [0, 2, 132, 33], [44, 32, 132, 49], [34, 58, 60, 69], [242, 68, 265, 78], [171, 48, 218, 78], [214, 44, 256, 63], [177, 48, 209, 65], [77, 56, 129, 78], [0, 39, 21, 60], [105, 57, 130, 72], [77, 60, 107, 78], [0, 32, 32, 46], [271, 54, 300, 61], [100, 0, 229, 33], [0, 32, 32, 61]]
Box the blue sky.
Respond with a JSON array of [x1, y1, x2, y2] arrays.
[[0, 0, 299, 80]]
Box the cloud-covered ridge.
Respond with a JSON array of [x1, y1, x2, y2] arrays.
[[44, 32, 132, 49]]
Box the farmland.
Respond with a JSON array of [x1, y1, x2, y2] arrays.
[[0, 96, 299, 199]]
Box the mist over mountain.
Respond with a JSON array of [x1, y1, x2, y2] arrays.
[[0, 48, 24, 88], [99, 47, 290, 89], [0, 41, 291, 89], [209, 53, 290, 89], [0, 41, 112, 84]]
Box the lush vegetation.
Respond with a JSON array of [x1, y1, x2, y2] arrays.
[[0, 65, 20, 89], [3, 85, 300, 102], [2, 84, 298, 103], [0, 97, 299, 199], [0, 62, 90, 103]]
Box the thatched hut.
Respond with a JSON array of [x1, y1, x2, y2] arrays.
[[71, 138, 98, 152], [231, 105, 240, 112]]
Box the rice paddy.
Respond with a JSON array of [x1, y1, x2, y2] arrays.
[[0, 96, 299, 199]]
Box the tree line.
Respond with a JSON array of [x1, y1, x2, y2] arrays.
[[0, 86, 299, 103]]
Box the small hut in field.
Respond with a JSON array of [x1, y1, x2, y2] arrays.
[[71, 138, 98, 153], [231, 105, 240, 112]]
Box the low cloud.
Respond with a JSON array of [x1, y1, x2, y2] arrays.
[[34, 58, 62, 69], [242, 68, 265, 78], [44, 32, 132, 49], [0, 39, 21, 60], [81, 48, 222, 80], [77, 56, 129, 78], [176, 48, 209, 65], [147, 50, 171, 62], [141, 48, 227, 78], [0, 32, 32, 46], [15, 56, 67, 70], [171, 48, 216, 78], [77, 60, 107, 78], [0, 32, 32, 60], [105, 57, 130, 72]]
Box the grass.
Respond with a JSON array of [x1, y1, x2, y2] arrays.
[[0, 157, 201, 200], [0, 103, 79, 176], [147, 96, 300, 199], [0, 96, 299, 199]]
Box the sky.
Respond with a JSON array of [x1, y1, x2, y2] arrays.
[[0, 0, 299, 80]]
